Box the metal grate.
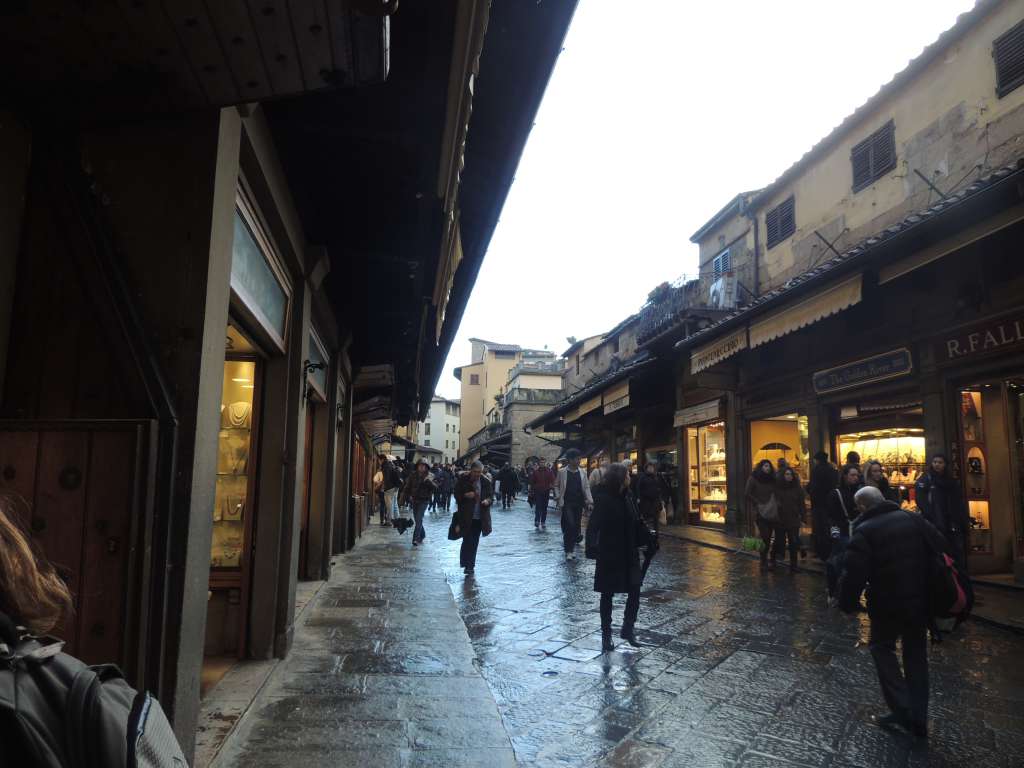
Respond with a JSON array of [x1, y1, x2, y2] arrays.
[[851, 120, 896, 193], [994, 18, 1024, 98]]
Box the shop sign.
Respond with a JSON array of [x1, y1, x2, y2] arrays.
[[674, 399, 720, 427], [812, 348, 913, 394], [934, 313, 1024, 365], [603, 394, 630, 415], [691, 328, 747, 374]]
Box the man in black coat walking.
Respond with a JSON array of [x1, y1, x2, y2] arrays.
[[839, 485, 945, 740]]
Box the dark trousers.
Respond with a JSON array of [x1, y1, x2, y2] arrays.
[[534, 493, 549, 525], [460, 519, 483, 570], [377, 491, 387, 524], [757, 518, 774, 559], [502, 489, 515, 508], [811, 506, 831, 560], [869, 618, 929, 727], [773, 525, 800, 564], [826, 537, 848, 597], [600, 588, 640, 631], [561, 503, 583, 553], [412, 501, 427, 543]]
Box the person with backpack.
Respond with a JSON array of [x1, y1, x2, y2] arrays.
[[838, 485, 947, 741], [379, 455, 402, 526], [0, 493, 187, 766], [916, 453, 969, 572], [745, 460, 778, 570]]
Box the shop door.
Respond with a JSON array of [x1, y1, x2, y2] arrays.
[[0, 420, 153, 668], [298, 404, 315, 578]]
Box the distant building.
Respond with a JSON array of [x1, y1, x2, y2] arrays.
[[417, 396, 461, 463], [453, 338, 556, 456]]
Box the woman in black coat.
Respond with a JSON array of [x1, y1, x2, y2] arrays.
[[586, 463, 654, 652], [916, 453, 969, 572]]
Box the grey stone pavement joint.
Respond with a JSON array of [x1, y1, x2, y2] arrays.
[[213, 498, 1024, 768]]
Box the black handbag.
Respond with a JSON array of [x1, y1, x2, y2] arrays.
[[447, 512, 462, 540]]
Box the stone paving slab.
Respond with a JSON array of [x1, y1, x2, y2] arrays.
[[210, 523, 512, 768]]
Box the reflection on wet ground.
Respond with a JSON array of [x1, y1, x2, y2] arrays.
[[431, 498, 1024, 768], [213, 497, 1024, 768]]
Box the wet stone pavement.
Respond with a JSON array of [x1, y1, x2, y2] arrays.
[[214, 497, 1024, 768]]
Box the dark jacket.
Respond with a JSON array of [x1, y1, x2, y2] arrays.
[[498, 466, 519, 492], [808, 460, 838, 508], [399, 472, 436, 505], [774, 477, 806, 529], [744, 470, 776, 520], [916, 470, 968, 537], [454, 473, 494, 535], [826, 483, 860, 536], [867, 477, 900, 504], [586, 486, 653, 594], [634, 473, 663, 522], [838, 501, 945, 624]]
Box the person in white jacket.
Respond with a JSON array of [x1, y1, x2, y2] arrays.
[[555, 448, 594, 560]]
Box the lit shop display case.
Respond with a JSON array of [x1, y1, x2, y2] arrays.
[[687, 421, 728, 525]]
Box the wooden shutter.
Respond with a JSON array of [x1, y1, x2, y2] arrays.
[[994, 19, 1024, 98], [766, 196, 795, 249], [851, 121, 895, 192]]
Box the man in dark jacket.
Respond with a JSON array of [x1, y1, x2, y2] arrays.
[[839, 486, 942, 740], [634, 462, 664, 532], [808, 451, 838, 561], [916, 453, 969, 572], [498, 463, 518, 510], [454, 461, 494, 576]]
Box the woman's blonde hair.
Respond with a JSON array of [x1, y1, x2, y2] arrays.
[[0, 493, 73, 634]]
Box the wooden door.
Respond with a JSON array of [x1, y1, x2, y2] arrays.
[[0, 421, 151, 667]]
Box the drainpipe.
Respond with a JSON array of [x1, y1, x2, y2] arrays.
[[749, 210, 760, 298]]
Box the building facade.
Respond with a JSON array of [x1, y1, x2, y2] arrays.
[[669, 0, 1024, 582], [419, 396, 461, 463], [454, 338, 556, 456]]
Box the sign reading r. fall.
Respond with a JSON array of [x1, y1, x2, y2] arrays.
[[812, 348, 913, 394], [936, 313, 1024, 364]]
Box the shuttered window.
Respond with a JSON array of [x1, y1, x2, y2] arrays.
[[851, 120, 896, 193], [712, 249, 731, 278], [994, 19, 1024, 97], [765, 196, 795, 250]]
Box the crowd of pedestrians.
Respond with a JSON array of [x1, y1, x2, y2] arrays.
[[741, 448, 972, 741]]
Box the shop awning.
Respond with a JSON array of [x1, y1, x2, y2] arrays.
[[748, 273, 862, 349], [691, 328, 748, 374], [564, 395, 603, 423]]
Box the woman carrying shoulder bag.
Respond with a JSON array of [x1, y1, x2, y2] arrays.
[[586, 463, 654, 652], [745, 460, 778, 570]]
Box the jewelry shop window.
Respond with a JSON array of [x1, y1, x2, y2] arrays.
[[687, 421, 727, 525]]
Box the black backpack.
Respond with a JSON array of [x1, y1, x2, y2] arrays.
[[0, 613, 188, 767]]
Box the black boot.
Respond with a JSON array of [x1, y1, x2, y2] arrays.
[[601, 628, 614, 652], [760, 549, 768, 569], [620, 626, 641, 647]]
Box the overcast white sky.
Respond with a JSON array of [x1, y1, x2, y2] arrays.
[[434, 0, 975, 400]]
